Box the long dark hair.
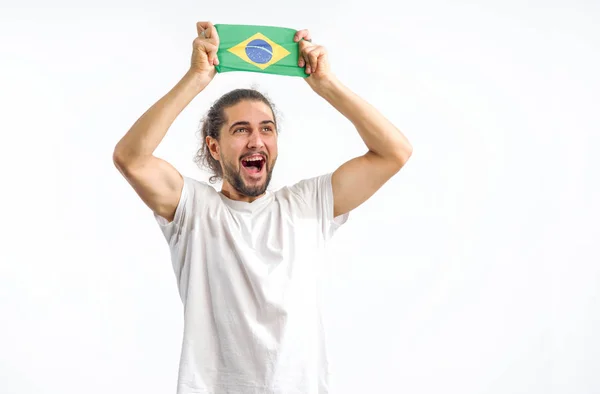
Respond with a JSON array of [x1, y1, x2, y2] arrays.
[[194, 89, 278, 184]]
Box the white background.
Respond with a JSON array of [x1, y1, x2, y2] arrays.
[[1, 0, 598, 393]]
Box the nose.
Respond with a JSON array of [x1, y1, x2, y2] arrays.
[[247, 130, 265, 149]]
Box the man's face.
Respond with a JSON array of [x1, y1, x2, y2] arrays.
[[211, 100, 278, 198]]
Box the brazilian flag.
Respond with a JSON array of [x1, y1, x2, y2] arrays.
[[214, 24, 308, 77]]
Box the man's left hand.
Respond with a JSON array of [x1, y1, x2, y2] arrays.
[[294, 29, 335, 91]]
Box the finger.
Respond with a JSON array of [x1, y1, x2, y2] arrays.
[[298, 39, 312, 67], [294, 29, 312, 42], [194, 39, 219, 65], [205, 42, 219, 65], [298, 39, 313, 50], [306, 47, 320, 74], [298, 47, 305, 68]]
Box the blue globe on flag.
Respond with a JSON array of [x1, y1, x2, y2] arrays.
[[244, 39, 273, 64]]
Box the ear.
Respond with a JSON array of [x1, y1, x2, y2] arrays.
[[206, 136, 220, 161]]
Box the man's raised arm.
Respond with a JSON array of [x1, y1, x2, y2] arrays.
[[294, 29, 413, 218], [113, 22, 219, 222]]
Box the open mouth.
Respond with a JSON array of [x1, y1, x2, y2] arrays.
[[241, 155, 266, 176]]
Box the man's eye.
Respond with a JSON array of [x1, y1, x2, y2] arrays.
[[236, 128, 247, 133], [262, 127, 273, 132]]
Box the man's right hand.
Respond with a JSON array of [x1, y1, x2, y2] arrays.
[[190, 21, 220, 81]]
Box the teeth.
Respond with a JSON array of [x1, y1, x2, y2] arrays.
[[243, 156, 264, 162]]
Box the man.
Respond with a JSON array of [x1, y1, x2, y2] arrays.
[[113, 21, 412, 394]]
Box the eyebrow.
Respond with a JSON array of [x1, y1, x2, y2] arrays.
[[229, 120, 276, 132]]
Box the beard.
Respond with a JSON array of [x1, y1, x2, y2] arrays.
[[221, 154, 276, 197]]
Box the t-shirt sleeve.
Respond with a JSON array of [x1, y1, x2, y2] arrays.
[[289, 172, 349, 241], [153, 175, 197, 246]]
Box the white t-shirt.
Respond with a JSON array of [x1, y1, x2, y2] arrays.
[[154, 172, 349, 394]]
